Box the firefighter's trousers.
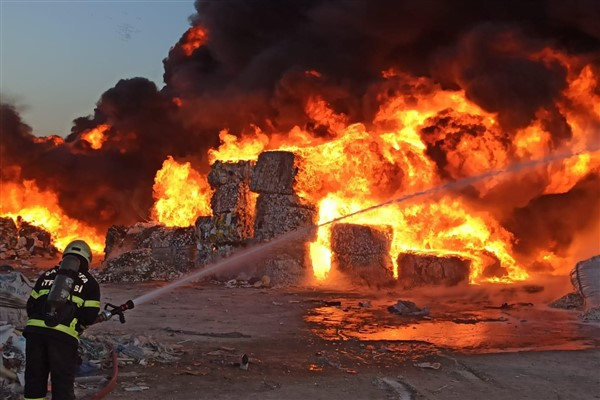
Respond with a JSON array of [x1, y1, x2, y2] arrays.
[[24, 332, 78, 400]]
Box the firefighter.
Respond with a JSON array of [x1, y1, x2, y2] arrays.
[[23, 239, 100, 400]]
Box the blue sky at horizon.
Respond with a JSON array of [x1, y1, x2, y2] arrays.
[[1, 0, 196, 136]]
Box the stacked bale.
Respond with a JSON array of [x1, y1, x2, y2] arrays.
[[397, 251, 471, 288], [250, 151, 317, 284], [195, 161, 255, 265], [330, 223, 395, 286]]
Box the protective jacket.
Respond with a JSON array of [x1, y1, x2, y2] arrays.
[[24, 265, 100, 343]]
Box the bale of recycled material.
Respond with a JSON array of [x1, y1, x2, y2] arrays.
[[570, 255, 600, 309]]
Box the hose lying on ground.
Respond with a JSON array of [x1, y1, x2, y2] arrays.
[[89, 349, 118, 400]]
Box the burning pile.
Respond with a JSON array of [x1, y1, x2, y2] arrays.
[[1, 1, 599, 287], [0, 217, 57, 262]]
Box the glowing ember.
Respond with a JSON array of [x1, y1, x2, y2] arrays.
[[0, 180, 105, 254], [151, 156, 213, 226], [81, 124, 110, 150]]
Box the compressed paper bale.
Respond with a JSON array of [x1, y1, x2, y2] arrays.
[[397, 252, 471, 288], [570, 255, 600, 309], [196, 242, 236, 268], [331, 252, 395, 285], [256, 253, 306, 287], [331, 223, 393, 255], [138, 226, 196, 249], [207, 160, 253, 188], [250, 151, 302, 195], [151, 245, 197, 273], [210, 182, 251, 214], [253, 194, 316, 241], [0, 217, 18, 249], [195, 211, 254, 245]]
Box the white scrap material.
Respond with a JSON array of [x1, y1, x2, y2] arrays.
[[570, 255, 600, 309]]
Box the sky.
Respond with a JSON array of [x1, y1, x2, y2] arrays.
[[0, 0, 195, 136]]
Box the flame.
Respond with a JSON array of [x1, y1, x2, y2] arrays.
[[81, 124, 110, 150], [33, 135, 65, 146], [198, 67, 599, 284], [151, 156, 213, 226], [126, 59, 598, 284], [0, 180, 105, 255], [207, 129, 269, 164], [9, 51, 593, 284], [181, 25, 208, 56]]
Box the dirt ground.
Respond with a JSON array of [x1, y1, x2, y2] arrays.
[[71, 272, 600, 400]]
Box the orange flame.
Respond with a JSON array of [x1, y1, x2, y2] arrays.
[[33, 135, 65, 146], [196, 67, 599, 284], [181, 25, 208, 56], [0, 180, 105, 255], [151, 156, 213, 226], [81, 124, 110, 150], [207, 129, 269, 164]]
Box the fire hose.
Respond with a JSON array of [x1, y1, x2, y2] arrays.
[[88, 348, 118, 400], [86, 300, 134, 400]]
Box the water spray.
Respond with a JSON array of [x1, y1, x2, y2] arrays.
[[128, 146, 599, 308]]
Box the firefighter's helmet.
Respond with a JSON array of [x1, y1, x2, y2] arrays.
[[63, 240, 92, 267]]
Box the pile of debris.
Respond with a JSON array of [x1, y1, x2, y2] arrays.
[[0, 217, 58, 264], [99, 223, 196, 283]]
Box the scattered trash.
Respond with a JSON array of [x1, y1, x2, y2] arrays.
[[164, 327, 250, 338], [452, 317, 508, 324], [80, 334, 183, 368], [261, 380, 281, 390], [0, 324, 26, 385], [239, 354, 249, 370], [0, 270, 32, 327], [387, 300, 430, 317], [485, 303, 533, 310], [522, 285, 544, 293], [175, 367, 210, 376], [124, 385, 150, 392], [414, 362, 441, 370]]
